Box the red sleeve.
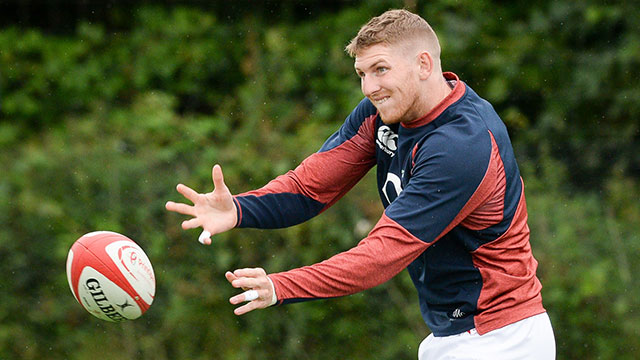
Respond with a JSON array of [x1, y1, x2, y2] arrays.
[[268, 213, 430, 303], [235, 113, 378, 229]]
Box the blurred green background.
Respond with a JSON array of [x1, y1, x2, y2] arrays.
[[1, 0, 639, 359]]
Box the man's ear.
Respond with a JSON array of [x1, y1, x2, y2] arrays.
[[417, 51, 434, 80]]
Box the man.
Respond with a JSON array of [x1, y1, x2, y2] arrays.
[[165, 9, 556, 359]]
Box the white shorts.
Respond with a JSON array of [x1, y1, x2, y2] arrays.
[[418, 312, 555, 360]]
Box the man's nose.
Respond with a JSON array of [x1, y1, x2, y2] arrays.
[[361, 76, 381, 97]]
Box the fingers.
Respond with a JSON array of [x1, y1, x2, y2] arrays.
[[165, 201, 196, 216], [231, 297, 266, 316], [232, 268, 267, 278], [225, 268, 273, 316], [181, 218, 201, 230], [198, 230, 212, 245], [166, 184, 201, 231], [227, 268, 265, 290], [231, 276, 261, 290], [225, 271, 238, 283], [212, 164, 227, 191], [243, 290, 259, 301], [229, 289, 263, 304], [229, 289, 269, 315], [167, 204, 212, 244], [167, 164, 238, 245], [176, 183, 200, 203]]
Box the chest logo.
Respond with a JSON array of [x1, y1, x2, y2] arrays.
[[376, 125, 398, 157], [382, 172, 403, 205]]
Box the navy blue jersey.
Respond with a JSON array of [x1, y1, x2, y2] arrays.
[[233, 73, 544, 336]]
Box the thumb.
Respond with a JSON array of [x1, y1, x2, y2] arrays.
[[212, 164, 227, 191]]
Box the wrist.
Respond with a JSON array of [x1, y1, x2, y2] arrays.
[[266, 275, 278, 306], [232, 197, 242, 228]]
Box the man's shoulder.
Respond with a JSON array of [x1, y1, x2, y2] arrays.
[[340, 97, 379, 139], [318, 98, 378, 153], [413, 119, 493, 178], [424, 109, 491, 150], [347, 97, 378, 124]]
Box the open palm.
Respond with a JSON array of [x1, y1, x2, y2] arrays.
[[165, 164, 237, 245]]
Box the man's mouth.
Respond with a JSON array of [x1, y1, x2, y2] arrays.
[[373, 96, 390, 105]]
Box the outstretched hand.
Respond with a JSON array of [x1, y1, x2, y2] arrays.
[[165, 164, 237, 245], [226, 268, 277, 315]]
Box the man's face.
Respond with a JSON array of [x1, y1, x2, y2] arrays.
[[354, 43, 423, 124]]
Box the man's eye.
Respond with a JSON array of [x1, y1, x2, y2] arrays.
[[377, 67, 388, 74]]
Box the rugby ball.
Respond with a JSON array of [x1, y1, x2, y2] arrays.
[[66, 231, 155, 322]]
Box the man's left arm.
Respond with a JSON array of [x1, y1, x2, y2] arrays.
[[225, 212, 430, 313]]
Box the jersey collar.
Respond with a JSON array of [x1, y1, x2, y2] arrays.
[[401, 72, 466, 129]]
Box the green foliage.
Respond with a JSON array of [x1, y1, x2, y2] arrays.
[[1, 1, 639, 359], [428, 0, 640, 190]]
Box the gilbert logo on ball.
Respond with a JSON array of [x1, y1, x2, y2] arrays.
[[66, 231, 155, 322]]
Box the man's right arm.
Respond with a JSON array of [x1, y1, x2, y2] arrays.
[[234, 98, 378, 229]]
